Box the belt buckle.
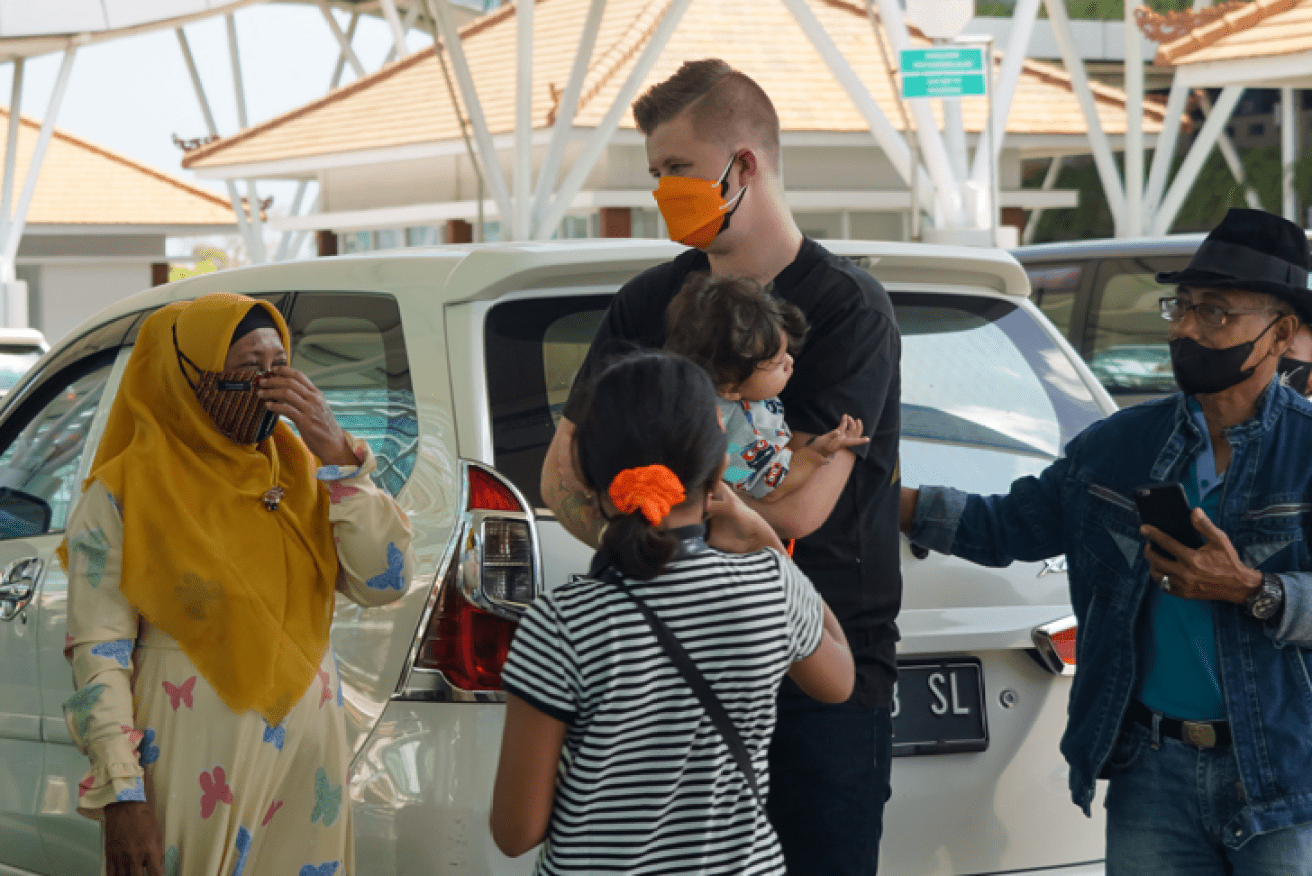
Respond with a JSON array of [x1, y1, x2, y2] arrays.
[[1182, 721, 1218, 748]]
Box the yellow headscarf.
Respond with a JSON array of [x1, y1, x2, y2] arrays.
[[62, 293, 339, 726]]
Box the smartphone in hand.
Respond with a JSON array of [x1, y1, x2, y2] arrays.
[[1133, 483, 1204, 561]]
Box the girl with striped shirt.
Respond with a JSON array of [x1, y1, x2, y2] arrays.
[[490, 350, 854, 874]]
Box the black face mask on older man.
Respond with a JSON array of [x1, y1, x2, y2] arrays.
[[173, 322, 280, 445], [1169, 316, 1280, 396]]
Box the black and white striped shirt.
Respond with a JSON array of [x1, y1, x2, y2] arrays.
[[501, 546, 824, 875]]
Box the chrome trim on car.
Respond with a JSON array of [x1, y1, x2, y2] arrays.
[[458, 462, 541, 621], [392, 459, 541, 703], [1031, 615, 1078, 676]]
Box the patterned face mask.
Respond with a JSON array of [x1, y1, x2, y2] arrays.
[[174, 326, 279, 445]]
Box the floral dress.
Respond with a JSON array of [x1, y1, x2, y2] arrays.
[[63, 438, 412, 876]]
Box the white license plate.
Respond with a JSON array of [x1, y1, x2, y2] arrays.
[[891, 659, 988, 756]]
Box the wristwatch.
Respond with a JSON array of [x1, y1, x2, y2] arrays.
[[1245, 573, 1285, 623]]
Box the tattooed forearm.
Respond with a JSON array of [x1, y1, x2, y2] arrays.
[[558, 484, 604, 549], [541, 439, 604, 549]]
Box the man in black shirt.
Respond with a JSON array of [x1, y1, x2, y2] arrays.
[[541, 59, 902, 875]]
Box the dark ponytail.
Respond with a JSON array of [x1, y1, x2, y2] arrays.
[[574, 350, 728, 580]]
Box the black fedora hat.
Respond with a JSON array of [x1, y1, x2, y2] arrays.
[[1157, 208, 1312, 323]]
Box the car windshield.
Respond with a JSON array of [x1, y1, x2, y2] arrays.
[[894, 292, 1105, 494], [485, 290, 1106, 508], [0, 345, 43, 393]]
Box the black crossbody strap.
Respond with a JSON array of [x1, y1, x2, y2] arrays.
[[607, 572, 763, 808]]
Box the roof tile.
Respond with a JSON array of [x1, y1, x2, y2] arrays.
[[185, 0, 1167, 171]]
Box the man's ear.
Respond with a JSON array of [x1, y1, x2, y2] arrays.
[[1273, 313, 1300, 357], [737, 149, 758, 183]]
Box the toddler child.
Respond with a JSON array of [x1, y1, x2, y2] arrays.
[[665, 272, 868, 502]]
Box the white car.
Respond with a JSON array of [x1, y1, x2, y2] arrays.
[[0, 327, 46, 396], [0, 239, 1113, 875]]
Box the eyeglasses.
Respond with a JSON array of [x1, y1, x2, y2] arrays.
[[1159, 296, 1279, 329]]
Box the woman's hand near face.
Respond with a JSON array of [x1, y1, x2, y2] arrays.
[[104, 801, 165, 876], [257, 366, 357, 466]]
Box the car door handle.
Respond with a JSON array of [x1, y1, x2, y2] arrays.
[[0, 556, 42, 621]]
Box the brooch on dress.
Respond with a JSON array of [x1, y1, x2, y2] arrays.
[[262, 487, 285, 511]]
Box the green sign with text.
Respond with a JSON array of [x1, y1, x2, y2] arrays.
[[899, 47, 986, 98]]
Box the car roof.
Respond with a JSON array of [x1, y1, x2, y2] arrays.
[[59, 239, 1032, 341], [0, 327, 47, 348], [1013, 228, 1312, 264], [1011, 234, 1208, 262]]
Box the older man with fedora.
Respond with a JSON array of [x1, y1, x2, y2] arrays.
[[899, 208, 1312, 875]]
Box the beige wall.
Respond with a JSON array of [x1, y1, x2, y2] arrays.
[[38, 262, 152, 344]]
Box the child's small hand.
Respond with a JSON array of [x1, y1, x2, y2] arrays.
[[806, 415, 868, 459]]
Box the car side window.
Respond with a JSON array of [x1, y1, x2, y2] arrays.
[[1085, 258, 1187, 396], [0, 353, 115, 537], [1025, 263, 1083, 337], [285, 292, 417, 497]]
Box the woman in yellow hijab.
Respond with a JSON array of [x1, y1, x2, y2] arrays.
[[60, 293, 413, 876]]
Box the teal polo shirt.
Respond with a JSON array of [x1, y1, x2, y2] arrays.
[[1135, 400, 1227, 722]]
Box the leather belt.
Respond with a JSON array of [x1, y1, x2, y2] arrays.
[[1127, 700, 1231, 748]]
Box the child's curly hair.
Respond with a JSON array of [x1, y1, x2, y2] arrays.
[[663, 272, 806, 390]]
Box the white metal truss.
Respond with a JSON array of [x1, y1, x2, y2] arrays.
[[0, 46, 76, 325], [1022, 155, 1062, 245], [1281, 86, 1298, 222], [535, 0, 695, 239], [1196, 89, 1263, 212], [226, 13, 267, 263], [177, 26, 257, 257], [327, 9, 361, 88], [1150, 85, 1243, 236], [317, 0, 366, 79], [782, 0, 933, 219], [0, 57, 25, 271], [873, 0, 964, 226], [378, 0, 411, 59], [969, 0, 1040, 187], [1042, 0, 1125, 234], [529, 0, 604, 237], [1123, 5, 1144, 236], [428, 0, 513, 227], [513, 0, 533, 240]]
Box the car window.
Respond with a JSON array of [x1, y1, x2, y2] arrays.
[[0, 352, 116, 537], [895, 292, 1105, 494], [285, 292, 417, 497], [1024, 263, 1083, 337], [1086, 265, 1180, 395], [486, 290, 1107, 509], [486, 295, 611, 509]]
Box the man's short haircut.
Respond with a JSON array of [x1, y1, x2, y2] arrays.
[[664, 272, 805, 389], [633, 59, 781, 167]]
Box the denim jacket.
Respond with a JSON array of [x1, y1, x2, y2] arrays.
[[912, 379, 1312, 847]]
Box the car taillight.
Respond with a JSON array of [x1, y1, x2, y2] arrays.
[[396, 461, 541, 699], [414, 562, 515, 690], [1031, 616, 1077, 676]]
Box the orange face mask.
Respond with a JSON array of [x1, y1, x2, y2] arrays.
[[652, 154, 747, 249]]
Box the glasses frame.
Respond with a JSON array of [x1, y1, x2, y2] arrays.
[[1158, 296, 1281, 329]]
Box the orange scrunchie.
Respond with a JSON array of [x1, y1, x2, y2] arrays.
[[609, 465, 686, 526]]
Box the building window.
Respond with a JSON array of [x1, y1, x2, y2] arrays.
[[406, 226, 442, 246], [561, 216, 590, 239], [1249, 123, 1265, 137], [631, 209, 661, 239], [341, 231, 372, 253]]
